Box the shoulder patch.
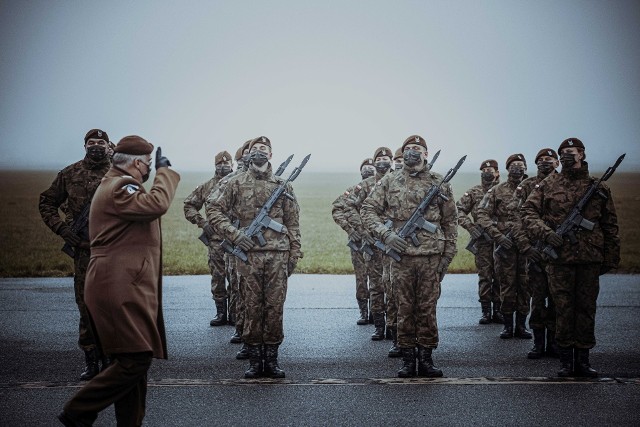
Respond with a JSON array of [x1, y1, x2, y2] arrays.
[[122, 184, 139, 194]]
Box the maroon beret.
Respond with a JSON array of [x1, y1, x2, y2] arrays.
[[479, 159, 499, 170], [373, 146, 393, 160], [401, 135, 428, 152], [535, 148, 558, 162], [360, 158, 374, 170], [114, 135, 154, 155], [215, 150, 232, 164], [393, 147, 403, 160], [84, 129, 109, 144], [506, 153, 526, 169], [249, 136, 271, 151], [558, 137, 585, 152]]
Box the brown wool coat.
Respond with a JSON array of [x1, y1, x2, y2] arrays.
[[84, 167, 180, 359]]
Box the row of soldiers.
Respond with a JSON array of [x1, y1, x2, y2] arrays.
[[332, 135, 620, 378]]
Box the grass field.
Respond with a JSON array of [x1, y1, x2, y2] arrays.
[[1, 169, 639, 277]]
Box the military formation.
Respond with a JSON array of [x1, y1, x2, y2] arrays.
[[42, 129, 621, 426]]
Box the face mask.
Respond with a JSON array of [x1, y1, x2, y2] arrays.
[[403, 150, 422, 167], [481, 172, 495, 183], [508, 165, 524, 179], [374, 160, 391, 174], [560, 153, 576, 169], [216, 165, 232, 177], [250, 151, 269, 167], [361, 169, 374, 179], [394, 163, 403, 171], [86, 145, 107, 161], [137, 162, 150, 183], [537, 161, 555, 175]]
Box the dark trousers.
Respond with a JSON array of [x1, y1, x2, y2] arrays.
[[63, 352, 153, 427]]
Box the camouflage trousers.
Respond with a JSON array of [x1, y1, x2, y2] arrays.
[[528, 261, 556, 331], [208, 241, 228, 302], [236, 251, 289, 345], [366, 249, 385, 314], [350, 248, 370, 301], [475, 241, 499, 303], [383, 258, 396, 328], [74, 249, 97, 351], [391, 255, 441, 349], [494, 247, 530, 316], [547, 264, 600, 349], [226, 253, 239, 322]]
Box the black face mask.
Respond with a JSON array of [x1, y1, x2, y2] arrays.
[[86, 146, 107, 161], [216, 165, 232, 177], [481, 172, 495, 183], [374, 161, 391, 174], [250, 151, 269, 167], [537, 161, 555, 175], [508, 166, 525, 179], [403, 150, 422, 167], [137, 162, 150, 183], [361, 169, 375, 179], [560, 153, 577, 169], [394, 163, 403, 171]]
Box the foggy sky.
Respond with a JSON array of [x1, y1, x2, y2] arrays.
[[1, 0, 639, 173]]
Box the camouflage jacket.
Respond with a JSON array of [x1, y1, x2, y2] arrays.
[[521, 163, 620, 266], [456, 180, 497, 232], [206, 164, 302, 258], [361, 165, 458, 258], [39, 156, 111, 234], [344, 171, 389, 235], [204, 168, 246, 217], [184, 174, 224, 240], [331, 184, 361, 236]]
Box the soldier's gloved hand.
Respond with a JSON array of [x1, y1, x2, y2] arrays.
[[287, 257, 298, 277], [436, 256, 452, 282], [361, 231, 376, 246], [526, 247, 543, 263], [155, 147, 172, 170], [234, 234, 255, 251], [496, 234, 513, 250], [469, 225, 483, 240], [59, 226, 81, 247], [546, 232, 563, 247], [348, 231, 361, 242], [383, 231, 408, 254], [202, 223, 215, 239]]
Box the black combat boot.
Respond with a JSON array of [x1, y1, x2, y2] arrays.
[[244, 345, 263, 378], [228, 311, 236, 326], [230, 327, 243, 344], [357, 299, 369, 325], [558, 346, 574, 377], [527, 329, 545, 359], [263, 344, 286, 378], [371, 312, 385, 341], [479, 302, 492, 325], [387, 327, 401, 358], [500, 313, 514, 339], [397, 347, 416, 378], [79, 349, 99, 380], [236, 343, 250, 360], [210, 300, 227, 326], [574, 348, 598, 378], [492, 301, 504, 324], [417, 345, 443, 377], [514, 312, 532, 339]]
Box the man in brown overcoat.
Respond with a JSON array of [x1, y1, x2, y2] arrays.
[[58, 136, 180, 427]]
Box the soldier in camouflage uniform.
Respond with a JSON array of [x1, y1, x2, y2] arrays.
[[331, 158, 375, 325], [476, 154, 536, 340], [513, 148, 560, 359], [345, 147, 394, 341], [522, 138, 620, 377], [39, 129, 111, 380], [184, 150, 234, 326], [207, 136, 302, 378], [362, 135, 458, 378], [457, 159, 502, 325]]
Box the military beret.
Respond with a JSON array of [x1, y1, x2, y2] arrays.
[[249, 136, 271, 151], [535, 148, 558, 163], [393, 147, 403, 160], [480, 159, 499, 170], [373, 146, 392, 160], [234, 146, 244, 161], [114, 135, 154, 155], [84, 128, 109, 144], [558, 137, 585, 152], [360, 158, 374, 170], [215, 150, 232, 164], [506, 153, 526, 169], [401, 135, 428, 152]]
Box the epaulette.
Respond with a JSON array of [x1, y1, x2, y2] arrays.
[[343, 190, 350, 197], [354, 184, 362, 193]]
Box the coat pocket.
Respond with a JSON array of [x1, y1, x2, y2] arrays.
[[131, 258, 149, 286]]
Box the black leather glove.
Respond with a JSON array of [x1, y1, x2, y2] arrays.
[[496, 234, 513, 250], [202, 223, 215, 239], [546, 232, 563, 247], [469, 225, 483, 240], [348, 231, 361, 242], [59, 226, 81, 247], [361, 230, 376, 246], [383, 231, 408, 254], [526, 247, 543, 263], [287, 257, 298, 277], [155, 147, 172, 170], [436, 256, 452, 282], [234, 234, 255, 251]]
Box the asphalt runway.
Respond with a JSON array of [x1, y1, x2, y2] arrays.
[[1, 274, 639, 426]]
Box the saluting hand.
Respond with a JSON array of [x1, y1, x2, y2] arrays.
[[155, 147, 172, 169]]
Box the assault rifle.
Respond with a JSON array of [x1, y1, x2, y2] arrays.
[[384, 155, 467, 261], [465, 226, 492, 255], [541, 153, 625, 260], [199, 154, 294, 246], [61, 202, 90, 258], [493, 229, 513, 259], [221, 154, 311, 262]]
